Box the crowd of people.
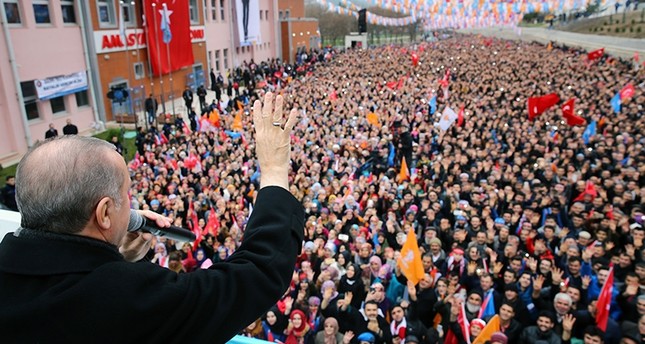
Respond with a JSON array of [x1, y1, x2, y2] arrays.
[[126, 33, 644, 344]]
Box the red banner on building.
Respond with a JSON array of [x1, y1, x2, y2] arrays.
[[144, 0, 194, 76]]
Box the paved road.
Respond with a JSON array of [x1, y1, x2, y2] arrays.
[[459, 27, 645, 59]]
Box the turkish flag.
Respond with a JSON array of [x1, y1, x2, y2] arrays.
[[596, 265, 614, 331], [587, 48, 605, 61], [561, 99, 585, 126], [527, 93, 560, 121], [620, 83, 635, 100], [144, 0, 194, 76], [457, 105, 465, 127], [411, 52, 419, 67]]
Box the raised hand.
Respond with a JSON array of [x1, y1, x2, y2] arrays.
[[253, 92, 299, 190], [551, 267, 564, 285], [533, 274, 545, 291], [562, 313, 576, 332]]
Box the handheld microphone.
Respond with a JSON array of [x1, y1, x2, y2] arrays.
[[128, 210, 196, 242]]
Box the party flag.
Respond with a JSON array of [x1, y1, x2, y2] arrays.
[[397, 228, 425, 285]]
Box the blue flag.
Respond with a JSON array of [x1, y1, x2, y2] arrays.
[[491, 129, 498, 145], [478, 290, 497, 319], [429, 96, 437, 115], [610, 92, 621, 114], [582, 120, 597, 145], [160, 4, 172, 44], [388, 143, 396, 167]]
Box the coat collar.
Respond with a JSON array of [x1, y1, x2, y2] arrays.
[[0, 229, 124, 276]]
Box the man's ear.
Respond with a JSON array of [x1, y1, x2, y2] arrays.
[[95, 196, 113, 230]]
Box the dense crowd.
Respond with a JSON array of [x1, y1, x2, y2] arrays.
[[126, 33, 644, 344]]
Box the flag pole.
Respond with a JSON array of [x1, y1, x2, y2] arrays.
[[151, 1, 167, 119], [119, 1, 134, 124], [141, 0, 154, 131], [162, 3, 176, 118], [131, 0, 145, 130]]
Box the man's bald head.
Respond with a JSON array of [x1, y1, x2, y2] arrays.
[[16, 136, 126, 234]]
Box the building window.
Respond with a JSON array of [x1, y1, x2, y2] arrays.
[[215, 50, 220, 71], [210, 0, 217, 20], [278, 11, 282, 20], [285, 10, 289, 19], [134, 62, 144, 80], [265, 10, 268, 20], [33, 0, 51, 24], [259, 9, 262, 20], [75, 90, 89, 107], [60, 0, 76, 23], [189, 0, 198, 24], [50, 96, 66, 114], [219, 0, 224, 20], [121, 2, 135, 26], [3, 0, 21, 24], [21, 81, 39, 120], [223, 48, 228, 69], [97, 0, 115, 26]]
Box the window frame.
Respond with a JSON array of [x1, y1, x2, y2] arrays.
[[223, 48, 228, 69], [215, 50, 220, 71], [210, 0, 217, 21], [189, 0, 199, 24], [75, 90, 89, 108], [32, 0, 52, 25], [121, 2, 135, 27], [219, 0, 224, 21], [50, 96, 67, 115], [3, 0, 22, 25], [134, 62, 145, 80], [20, 81, 40, 121], [60, 0, 76, 24], [96, 0, 116, 28]]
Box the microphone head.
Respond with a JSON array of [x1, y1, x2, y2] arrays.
[[128, 210, 144, 232]]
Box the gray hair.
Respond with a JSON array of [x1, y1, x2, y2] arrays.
[[554, 292, 573, 306], [16, 136, 125, 234]]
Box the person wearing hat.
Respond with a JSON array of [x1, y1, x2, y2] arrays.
[[490, 331, 508, 344], [357, 332, 376, 344], [519, 310, 561, 344], [500, 284, 532, 328]]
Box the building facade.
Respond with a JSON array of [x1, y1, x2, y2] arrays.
[[0, 0, 95, 165], [278, 0, 320, 64], [0, 0, 282, 167]]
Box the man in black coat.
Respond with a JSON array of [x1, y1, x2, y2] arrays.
[[197, 85, 207, 112], [182, 86, 194, 111], [0, 92, 304, 343], [1, 176, 17, 211], [45, 122, 58, 139], [62, 119, 78, 135]]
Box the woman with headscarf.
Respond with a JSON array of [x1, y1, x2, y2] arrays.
[[337, 263, 365, 310], [151, 242, 168, 267], [314, 317, 351, 344], [304, 296, 324, 332], [284, 309, 311, 344], [262, 307, 287, 343], [368, 255, 383, 284], [292, 277, 319, 309]]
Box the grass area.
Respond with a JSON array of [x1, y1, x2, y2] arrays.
[[94, 128, 137, 162], [561, 10, 645, 38], [0, 164, 17, 188], [0, 129, 136, 188], [519, 22, 549, 28]]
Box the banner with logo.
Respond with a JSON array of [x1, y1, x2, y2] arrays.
[[35, 71, 88, 100]]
